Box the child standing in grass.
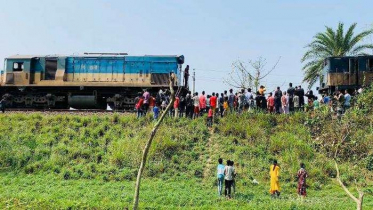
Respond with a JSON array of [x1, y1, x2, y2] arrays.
[[217, 158, 225, 196], [153, 104, 160, 121]]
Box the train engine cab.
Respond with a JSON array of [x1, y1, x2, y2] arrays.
[[318, 55, 373, 94], [0, 54, 185, 110]]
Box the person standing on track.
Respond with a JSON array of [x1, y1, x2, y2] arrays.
[[142, 89, 150, 115]]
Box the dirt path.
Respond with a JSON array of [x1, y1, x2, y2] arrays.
[[202, 128, 220, 180]]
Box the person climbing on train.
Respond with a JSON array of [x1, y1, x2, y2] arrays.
[[269, 160, 281, 198], [184, 65, 189, 88]]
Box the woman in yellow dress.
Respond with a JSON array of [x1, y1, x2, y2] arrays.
[[269, 160, 280, 197]]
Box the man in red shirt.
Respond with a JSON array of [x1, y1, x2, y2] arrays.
[[210, 92, 217, 114], [149, 94, 155, 112], [174, 96, 180, 118], [267, 92, 275, 114], [199, 91, 207, 114]]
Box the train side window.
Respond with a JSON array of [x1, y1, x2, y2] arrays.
[[369, 59, 373, 71], [13, 62, 24, 71]]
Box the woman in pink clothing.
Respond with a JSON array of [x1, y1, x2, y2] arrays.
[[281, 91, 289, 114]]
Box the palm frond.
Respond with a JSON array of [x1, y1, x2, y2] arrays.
[[349, 29, 373, 50], [350, 44, 373, 55], [343, 23, 357, 51]]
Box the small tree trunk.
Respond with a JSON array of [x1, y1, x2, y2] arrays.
[[334, 161, 364, 210], [132, 73, 176, 210]]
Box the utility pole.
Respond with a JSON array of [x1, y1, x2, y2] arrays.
[[192, 69, 196, 94]]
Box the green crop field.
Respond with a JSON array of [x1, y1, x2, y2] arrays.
[[1, 89, 373, 209]]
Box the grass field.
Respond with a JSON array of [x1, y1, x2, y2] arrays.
[[1, 173, 371, 209], [0, 98, 372, 209]]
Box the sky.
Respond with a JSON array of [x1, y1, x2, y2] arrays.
[[0, 0, 372, 94]]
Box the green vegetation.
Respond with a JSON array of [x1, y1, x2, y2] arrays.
[[1, 91, 373, 209], [301, 22, 373, 87]]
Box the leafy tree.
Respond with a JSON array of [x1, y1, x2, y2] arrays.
[[301, 22, 373, 88]]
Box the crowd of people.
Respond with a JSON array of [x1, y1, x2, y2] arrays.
[[134, 82, 360, 123], [217, 159, 308, 199]]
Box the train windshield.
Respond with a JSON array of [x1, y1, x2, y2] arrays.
[[328, 57, 349, 73]]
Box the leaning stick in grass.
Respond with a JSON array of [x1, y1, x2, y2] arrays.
[[133, 73, 176, 210]]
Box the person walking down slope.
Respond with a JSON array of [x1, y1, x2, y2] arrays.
[[207, 108, 213, 128], [297, 163, 308, 198], [224, 160, 235, 199], [217, 158, 225, 196], [270, 160, 281, 198]]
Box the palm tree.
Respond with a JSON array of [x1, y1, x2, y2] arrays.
[[301, 22, 373, 87]]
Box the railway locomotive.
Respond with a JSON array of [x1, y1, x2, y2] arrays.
[[0, 53, 185, 110], [318, 55, 373, 94]]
